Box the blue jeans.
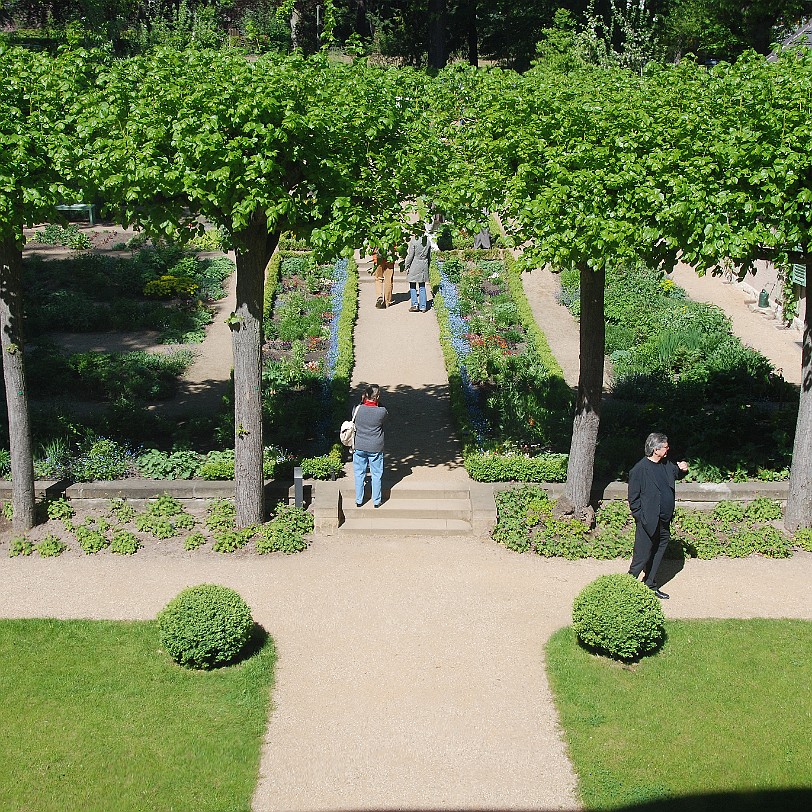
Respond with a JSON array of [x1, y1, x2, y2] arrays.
[[353, 449, 384, 506], [409, 281, 427, 311]]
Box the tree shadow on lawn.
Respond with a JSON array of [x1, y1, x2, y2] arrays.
[[328, 788, 812, 811]]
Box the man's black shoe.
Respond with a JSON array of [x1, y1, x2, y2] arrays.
[[375, 297, 385, 309], [652, 588, 669, 600]]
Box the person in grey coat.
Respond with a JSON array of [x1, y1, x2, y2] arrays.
[[404, 233, 432, 312], [627, 432, 689, 600], [352, 384, 389, 507]]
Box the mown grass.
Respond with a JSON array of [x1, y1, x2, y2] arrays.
[[0, 618, 275, 812], [546, 619, 812, 810]]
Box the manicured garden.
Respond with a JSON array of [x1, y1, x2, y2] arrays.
[[431, 234, 573, 482], [0, 616, 276, 812], [547, 618, 812, 810]]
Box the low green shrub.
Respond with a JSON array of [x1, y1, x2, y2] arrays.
[[1, 501, 13, 520], [212, 527, 255, 553], [136, 449, 202, 480], [795, 528, 812, 552], [37, 534, 67, 557], [75, 521, 109, 554], [109, 529, 142, 555], [465, 451, 569, 482], [46, 497, 75, 521], [0, 449, 10, 478], [157, 584, 254, 669], [135, 513, 177, 539], [744, 498, 783, 523], [300, 446, 343, 480], [109, 498, 137, 523], [9, 537, 34, 557], [205, 499, 236, 532], [198, 450, 235, 480], [572, 574, 666, 660], [255, 504, 313, 554], [184, 532, 207, 551]]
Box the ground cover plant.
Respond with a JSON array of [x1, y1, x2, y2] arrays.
[[0, 617, 275, 812], [432, 250, 572, 482], [558, 263, 798, 482], [546, 619, 812, 810], [2, 496, 315, 557], [492, 486, 812, 560]]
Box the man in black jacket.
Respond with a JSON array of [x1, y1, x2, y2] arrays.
[[627, 432, 689, 599]]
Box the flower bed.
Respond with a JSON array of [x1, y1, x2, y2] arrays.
[[432, 251, 572, 481], [260, 251, 354, 474]]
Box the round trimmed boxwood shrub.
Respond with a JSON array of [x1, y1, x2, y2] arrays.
[[158, 584, 254, 669], [572, 574, 666, 660]]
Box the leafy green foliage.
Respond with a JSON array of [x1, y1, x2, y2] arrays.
[[465, 452, 569, 483], [157, 584, 254, 670], [183, 532, 207, 551], [205, 499, 236, 533], [108, 498, 136, 523], [109, 529, 142, 556], [136, 449, 202, 480], [572, 574, 666, 660], [74, 519, 109, 554], [71, 438, 136, 482], [300, 447, 343, 480], [36, 534, 67, 558], [46, 497, 75, 521], [9, 537, 34, 557], [212, 527, 256, 554], [255, 503, 314, 554]]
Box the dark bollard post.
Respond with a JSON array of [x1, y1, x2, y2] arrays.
[[294, 466, 303, 508]]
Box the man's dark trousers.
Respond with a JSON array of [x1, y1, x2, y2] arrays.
[[629, 518, 671, 587]]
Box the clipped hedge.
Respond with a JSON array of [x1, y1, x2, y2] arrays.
[[572, 574, 666, 660], [465, 451, 568, 482], [158, 584, 254, 669]]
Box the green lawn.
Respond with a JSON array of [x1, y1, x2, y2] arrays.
[[546, 619, 812, 810], [0, 619, 275, 812]]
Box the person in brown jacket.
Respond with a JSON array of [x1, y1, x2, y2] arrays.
[[372, 247, 395, 309]]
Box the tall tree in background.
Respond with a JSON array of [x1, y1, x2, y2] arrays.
[[661, 0, 812, 61], [0, 47, 91, 530], [84, 49, 433, 526], [428, 0, 446, 68]]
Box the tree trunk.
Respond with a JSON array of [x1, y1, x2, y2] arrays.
[[0, 235, 35, 531], [785, 251, 812, 531], [355, 0, 368, 38], [231, 215, 278, 528], [291, 3, 303, 51], [467, 0, 478, 66], [562, 264, 605, 514], [428, 0, 447, 70]]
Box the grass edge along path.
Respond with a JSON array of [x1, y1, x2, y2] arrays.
[[0, 618, 275, 812], [546, 619, 812, 810]]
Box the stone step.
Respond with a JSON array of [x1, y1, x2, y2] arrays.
[[339, 517, 474, 536], [339, 486, 471, 501], [342, 497, 472, 521]]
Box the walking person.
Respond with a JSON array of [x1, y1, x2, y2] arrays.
[[627, 432, 689, 599], [352, 384, 389, 508], [404, 232, 432, 312], [372, 247, 395, 309]]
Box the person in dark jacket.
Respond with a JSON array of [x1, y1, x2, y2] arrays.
[[627, 432, 689, 599], [353, 384, 389, 507]]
